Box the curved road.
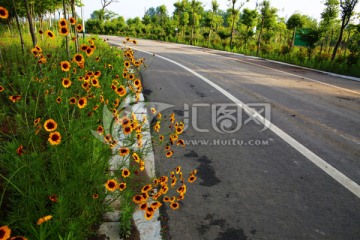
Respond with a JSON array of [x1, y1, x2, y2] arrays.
[[105, 36, 360, 240]]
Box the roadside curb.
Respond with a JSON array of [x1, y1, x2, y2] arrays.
[[94, 39, 161, 239]]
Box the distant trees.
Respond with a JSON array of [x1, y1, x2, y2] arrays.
[[331, 0, 359, 60], [81, 0, 360, 67]]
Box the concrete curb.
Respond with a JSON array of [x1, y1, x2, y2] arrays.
[[95, 41, 161, 239]]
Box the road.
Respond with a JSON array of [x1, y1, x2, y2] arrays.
[[105, 36, 360, 240]]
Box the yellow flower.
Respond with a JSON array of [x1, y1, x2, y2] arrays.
[[119, 147, 130, 157], [60, 61, 71, 71], [76, 24, 83, 32], [59, 26, 69, 36], [37, 215, 52, 225], [58, 18, 67, 27], [0, 6, 9, 19], [119, 182, 126, 191], [46, 30, 55, 39], [105, 179, 118, 192], [0, 225, 11, 239], [62, 78, 72, 88], [122, 168, 130, 178], [170, 202, 180, 210], [188, 175, 197, 183], [69, 17, 76, 25], [44, 119, 58, 132], [48, 131, 61, 145], [77, 97, 87, 109], [0, 85, 5, 92]]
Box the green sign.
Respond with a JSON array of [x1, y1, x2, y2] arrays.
[[294, 28, 310, 47]]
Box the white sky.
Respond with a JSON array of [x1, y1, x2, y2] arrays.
[[76, 0, 359, 23]]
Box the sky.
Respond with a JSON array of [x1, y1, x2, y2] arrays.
[[76, 0, 358, 23]]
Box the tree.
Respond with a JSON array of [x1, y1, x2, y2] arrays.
[[300, 28, 321, 58], [189, 0, 203, 45], [286, 13, 305, 48], [228, 0, 248, 48], [99, 0, 118, 20], [331, 0, 359, 60], [206, 0, 220, 47], [256, 0, 277, 56], [320, 0, 340, 54], [241, 8, 258, 47]]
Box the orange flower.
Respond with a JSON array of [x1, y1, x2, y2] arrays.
[[170, 202, 180, 210], [122, 168, 130, 178], [133, 195, 145, 204], [78, 97, 87, 109], [105, 179, 118, 192], [34, 117, 41, 126], [144, 211, 154, 220], [62, 78, 72, 88], [188, 175, 197, 183], [0, 225, 11, 239], [0, 85, 4, 92], [69, 97, 77, 105], [48, 131, 61, 145], [37, 215, 52, 225], [97, 125, 104, 135], [132, 153, 140, 163], [86, 47, 94, 57], [73, 53, 84, 64], [59, 26, 69, 36], [60, 61, 71, 71], [134, 79, 141, 88], [76, 24, 83, 32], [119, 147, 130, 157], [141, 184, 152, 193], [0, 6, 9, 19], [44, 119, 57, 132], [9, 95, 21, 103], [80, 44, 88, 51], [166, 150, 173, 158], [45, 30, 55, 39], [116, 86, 127, 97], [69, 17, 76, 25], [119, 182, 126, 191], [92, 193, 99, 199], [58, 18, 67, 27], [17, 145, 24, 156], [140, 202, 148, 211]]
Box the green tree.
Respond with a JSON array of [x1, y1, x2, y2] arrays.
[[228, 0, 248, 48], [256, 0, 277, 55], [241, 8, 258, 47], [286, 13, 305, 48], [300, 28, 321, 58], [332, 0, 359, 60]]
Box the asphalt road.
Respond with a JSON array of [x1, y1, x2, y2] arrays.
[[105, 36, 360, 240]]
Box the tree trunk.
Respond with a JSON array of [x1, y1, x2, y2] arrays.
[[70, 0, 79, 52], [256, 16, 265, 56], [327, 30, 334, 54], [230, 13, 236, 48], [331, 22, 345, 61], [63, 0, 70, 59], [23, 0, 37, 47], [291, 27, 296, 48], [12, 0, 25, 55]]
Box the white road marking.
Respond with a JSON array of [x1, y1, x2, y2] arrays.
[[108, 40, 360, 199]]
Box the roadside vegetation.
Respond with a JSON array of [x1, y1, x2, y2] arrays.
[[0, 1, 198, 239], [85, 0, 360, 77]]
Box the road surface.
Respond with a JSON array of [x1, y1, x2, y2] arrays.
[[105, 36, 360, 240]]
